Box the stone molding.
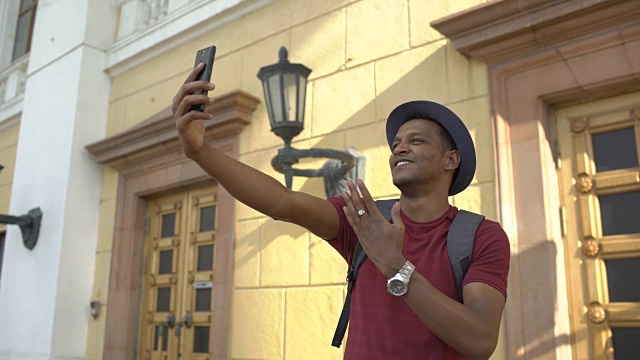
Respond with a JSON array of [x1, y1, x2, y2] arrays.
[[432, 0, 640, 64], [86, 90, 260, 170]]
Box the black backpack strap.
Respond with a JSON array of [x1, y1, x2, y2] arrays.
[[374, 199, 398, 222], [332, 242, 366, 347], [331, 199, 398, 348], [447, 210, 484, 302]]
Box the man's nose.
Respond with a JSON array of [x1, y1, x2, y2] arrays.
[[393, 141, 409, 155]]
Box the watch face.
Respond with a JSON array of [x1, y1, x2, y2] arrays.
[[388, 278, 407, 296]]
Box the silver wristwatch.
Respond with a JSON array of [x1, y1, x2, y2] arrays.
[[386, 260, 415, 296]]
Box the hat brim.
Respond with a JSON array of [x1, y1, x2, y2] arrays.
[[386, 101, 476, 196]]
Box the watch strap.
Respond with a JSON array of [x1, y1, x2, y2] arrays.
[[398, 260, 415, 279]]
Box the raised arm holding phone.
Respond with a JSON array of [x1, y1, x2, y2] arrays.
[[172, 53, 510, 359]]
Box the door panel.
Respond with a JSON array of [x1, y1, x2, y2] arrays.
[[556, 93, 640, 359], [180, 187, 217, 359], [140, 184, 218, 360], [141, 192, 185, 360]]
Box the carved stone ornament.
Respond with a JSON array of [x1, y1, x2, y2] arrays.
[[631, 108, 638, 122], [577, 174, 594, 193], [170, 275, 177, 284], [187, 274, 194, 284], [582, 238, 600, 257], [570, 117, 589, 133], [174, 201, 182, 210], [588, 303, 607, 324], [172, 238, 180, 246]]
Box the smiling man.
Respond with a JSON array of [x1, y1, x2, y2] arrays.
[[173, 66, 510, 359]]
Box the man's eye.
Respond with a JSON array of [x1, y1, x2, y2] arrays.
[[412, 138, 425, 144]]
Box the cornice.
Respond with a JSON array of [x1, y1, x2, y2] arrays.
[[86, 90, 260, 170], [431, 0, 640, 64]]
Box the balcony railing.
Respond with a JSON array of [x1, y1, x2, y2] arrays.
[[108, 0, 263, 75], [0, 55, 28, 111], [117, 0, 190, 40]]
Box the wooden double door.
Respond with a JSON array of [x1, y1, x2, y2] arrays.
[[139, 185, 218, 360]]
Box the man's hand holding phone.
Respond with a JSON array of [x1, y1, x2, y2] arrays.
[[189, 46, 216, 112], [172, 46, 216, 158]]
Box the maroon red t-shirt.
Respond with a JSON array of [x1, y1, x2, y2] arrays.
[[327, 196, 510, 359]]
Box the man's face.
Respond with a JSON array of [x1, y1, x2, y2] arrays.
[[388, 119, 458, 193]]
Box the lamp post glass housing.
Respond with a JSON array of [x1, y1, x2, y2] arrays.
[[257, 47, 311, 145], [257, 47, 364, 195]]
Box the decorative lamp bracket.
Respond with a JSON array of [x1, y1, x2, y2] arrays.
[[271, 146, 366, 198], [0, 207, 43, 250]]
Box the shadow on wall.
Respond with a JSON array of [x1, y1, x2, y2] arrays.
[[232, 39, 570, 358], [234, 42, 458, 269], [236, 38, 500, 280], [233, 204, 572, 359], [261, 41, 489, 199], [510, 238, 573, 358]]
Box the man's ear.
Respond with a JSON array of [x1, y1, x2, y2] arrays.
[[444, 150, 460, 171]]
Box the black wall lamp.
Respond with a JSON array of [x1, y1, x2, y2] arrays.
[[257, 47, 364, 197], [0, 165, 42, 250]]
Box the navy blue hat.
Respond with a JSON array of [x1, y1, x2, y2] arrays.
[[386, 101, 476, 196]]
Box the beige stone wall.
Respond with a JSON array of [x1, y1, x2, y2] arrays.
[[0, 122, 19, 219], [88, 0, 501, 358]]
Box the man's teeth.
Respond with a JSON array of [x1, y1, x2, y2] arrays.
[[396, 161, 412, 167]]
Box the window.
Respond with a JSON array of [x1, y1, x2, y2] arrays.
[[12, 0, 38, 62]]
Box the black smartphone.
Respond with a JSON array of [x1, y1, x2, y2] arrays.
[[189, 45, 216, 112]]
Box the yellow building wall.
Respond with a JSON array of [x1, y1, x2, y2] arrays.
[[85, 166, 118, 360], [88, 0, 503, 359], [0, 122, 20, 221]]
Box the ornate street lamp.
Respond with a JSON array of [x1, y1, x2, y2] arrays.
[[257, 47, 364, 197], [0, 165, 42, 250]]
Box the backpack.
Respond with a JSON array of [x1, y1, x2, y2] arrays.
[[331, 199, 485, 348]]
